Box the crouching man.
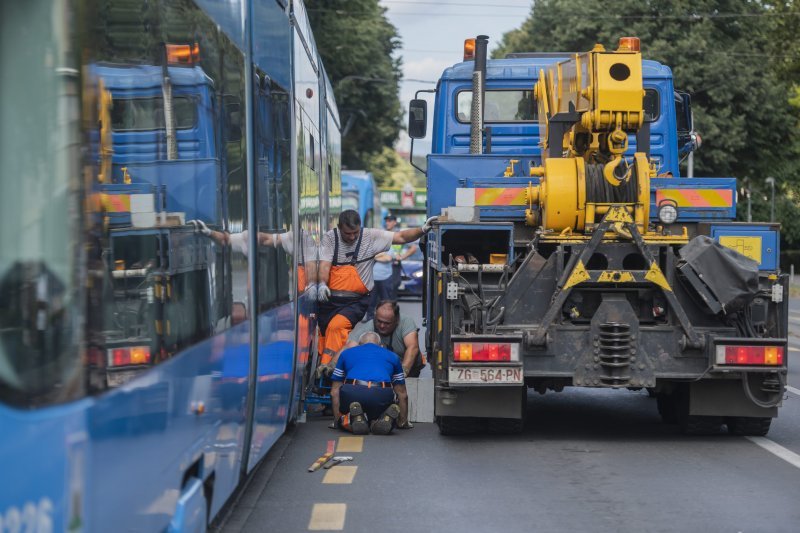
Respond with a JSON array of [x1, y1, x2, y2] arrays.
[[330, 332, 411, 435]]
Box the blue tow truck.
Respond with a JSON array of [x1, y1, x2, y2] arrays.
[[409, 36, 788, 435]]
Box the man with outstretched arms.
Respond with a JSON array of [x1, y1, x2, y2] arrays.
[[315, 209, 435, 371]]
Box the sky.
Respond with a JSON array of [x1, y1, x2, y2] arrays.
[[380, 0, 533, 152]]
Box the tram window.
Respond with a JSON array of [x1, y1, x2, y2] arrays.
[[111, 96, 197, 131], [1, 1, 82, 406]]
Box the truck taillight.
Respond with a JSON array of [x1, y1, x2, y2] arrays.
[[715, 345, 784, 366], [454, 342, 519, 362], [108, 346, 151, 367]]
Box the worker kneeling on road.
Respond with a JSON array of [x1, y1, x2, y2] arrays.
[[340, 300, 423, 378], [316, 209, 435, 373], [330, 332, 411, 435]]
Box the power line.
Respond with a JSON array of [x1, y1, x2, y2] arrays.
[[311, 7, 800, 19], [383, 0, 531, 8]]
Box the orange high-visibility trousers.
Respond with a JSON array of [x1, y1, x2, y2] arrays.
[[319, 314, 355, 365]]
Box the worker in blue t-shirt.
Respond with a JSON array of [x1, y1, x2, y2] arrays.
[[330, 331, 411, 434]]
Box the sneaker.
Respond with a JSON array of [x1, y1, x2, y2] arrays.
[[348, 402, 369, 435], [370, 404, 400, 435]]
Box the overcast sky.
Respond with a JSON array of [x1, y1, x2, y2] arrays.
[[380, 0, 533, 151]]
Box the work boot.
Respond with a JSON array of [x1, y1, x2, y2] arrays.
[[370, 404, 400, 435], [348, 402, 369, 435]]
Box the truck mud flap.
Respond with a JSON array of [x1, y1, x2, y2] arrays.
[[689, 379, 778, 418]]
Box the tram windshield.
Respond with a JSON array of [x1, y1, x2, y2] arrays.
[[0, 1, 82, 407]]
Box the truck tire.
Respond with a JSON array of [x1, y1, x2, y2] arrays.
[[486, 417, 524, 434], [437, 416, 482, 435], [679, 415, 724, 435], [726, 416, 771, 436], [656, 394, 677, 424], [674, 384, 723, 435]]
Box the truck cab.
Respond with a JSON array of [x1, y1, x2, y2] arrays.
[[432, 56, 690, 175]]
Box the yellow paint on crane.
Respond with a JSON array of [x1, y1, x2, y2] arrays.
[[644, 261, 672, 291], [597, 270, 635, 283], [564, 260, 590, 289]]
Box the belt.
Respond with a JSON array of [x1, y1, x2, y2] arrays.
[[330, 290, 369, 298], [344, 379, 392, 388]]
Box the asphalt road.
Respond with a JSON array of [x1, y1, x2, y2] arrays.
[[218, 299, 800, 533]]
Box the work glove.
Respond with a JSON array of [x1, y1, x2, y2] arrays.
[[317, 281, 331, 302], [421, 215, 438, 233], [188, 219, 212, 236], [304, 283, 318, 301], [315, 362, 334, 380]]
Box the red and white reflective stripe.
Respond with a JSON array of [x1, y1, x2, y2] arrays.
[[714, 345, 784, 366]]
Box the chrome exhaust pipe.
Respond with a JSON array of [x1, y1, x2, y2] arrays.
[[469, 35, 489, 154]]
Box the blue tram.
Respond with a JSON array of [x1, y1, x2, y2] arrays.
[[0, 0, 339, 530]]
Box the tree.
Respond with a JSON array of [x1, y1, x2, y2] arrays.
[[494, 0, 800, 246], [306, 0, 403, 170], [364, 147, 425, 188]]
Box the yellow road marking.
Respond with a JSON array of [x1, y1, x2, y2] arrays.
[[322, 465, 358, 484], [308, 503, 346, 531], [336, 436, 363, 453]]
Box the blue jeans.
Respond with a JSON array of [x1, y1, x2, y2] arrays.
[[339, 383, 395, 421]]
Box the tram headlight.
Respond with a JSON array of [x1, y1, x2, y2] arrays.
[[657, 200, 678, 224]]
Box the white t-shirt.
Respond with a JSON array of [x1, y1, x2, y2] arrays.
[[320, 228, 394, 290]]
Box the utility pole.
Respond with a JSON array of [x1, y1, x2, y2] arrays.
[[742, 177, 752, 223]]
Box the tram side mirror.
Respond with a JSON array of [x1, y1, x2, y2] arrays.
[[408, 99, 427, 139]]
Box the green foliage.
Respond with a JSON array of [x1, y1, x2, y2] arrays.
[[306, 0, 403, 170], [365, 146, 425, 189], [494, 0, 800, 246]]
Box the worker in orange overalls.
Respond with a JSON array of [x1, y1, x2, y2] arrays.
[[315, 209, 435, 375]]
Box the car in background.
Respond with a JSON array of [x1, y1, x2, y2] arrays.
[[398, 245, 423, 299]]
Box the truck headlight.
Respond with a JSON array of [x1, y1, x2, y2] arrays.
[[657, 201, 678, 224], [412, 270, 423, 278]]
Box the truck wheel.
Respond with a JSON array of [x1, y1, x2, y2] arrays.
[[437, 416, 481, 435], [674, 385, 723, 435], [656, 394, 677, 424], [486, 417, 524, 434], [726, 417, 771, 436], [679, 415, 724, 435]]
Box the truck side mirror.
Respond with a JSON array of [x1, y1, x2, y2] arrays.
[[408, 99, 427, 139], [223, 95, 242, 143], [674, 91, 695, 154]]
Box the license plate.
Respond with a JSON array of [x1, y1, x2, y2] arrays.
[[106, 369, 141, 388], [449, 366, 522, 384]]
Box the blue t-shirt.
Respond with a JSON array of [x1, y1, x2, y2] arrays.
[[372, 249, 395, 281], [331, 344, 405, 385]]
